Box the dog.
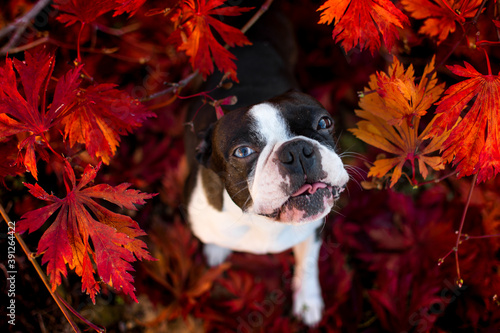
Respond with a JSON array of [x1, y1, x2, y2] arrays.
[[183, 7, 349, 326]]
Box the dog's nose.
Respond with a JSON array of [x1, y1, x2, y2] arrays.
[[278, 140, 316, 174]]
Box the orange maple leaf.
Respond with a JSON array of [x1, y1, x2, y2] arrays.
[[317, 0, 409, 54], [401, 0, 482, 43], [170, 0, 253, 81], [431, 61, 500, 183], [350, 57, 451, 187], [17, 162, 156, 303], [62, 83, 155, 164], [366, 57, 445, 126]]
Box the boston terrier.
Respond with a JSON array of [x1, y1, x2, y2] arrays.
[[183, 7, 349, 326]]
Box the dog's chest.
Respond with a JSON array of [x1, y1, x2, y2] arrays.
[[187, 170, 323, 254]]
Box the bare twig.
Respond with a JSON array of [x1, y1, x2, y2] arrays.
[[57, 295, 105, 333], [472, 0, 489, 25], [436, 173, 479, 284], [240, 0, 274, 35], [454, 173, 478, 287], [94, 22, 142, 36], [140, 71, 199, 102], [0, 0, 52, 55], [4, 35, 50, 54], [415, 170, 458, 188], [465, 233, 500, 240], [0, 203, 81, 333], [436, 173, 478, 288]]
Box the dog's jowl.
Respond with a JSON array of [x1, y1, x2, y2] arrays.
[[184, 8, 349, 326]]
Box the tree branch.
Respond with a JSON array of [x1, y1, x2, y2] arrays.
[[0, 203, 81, 333]]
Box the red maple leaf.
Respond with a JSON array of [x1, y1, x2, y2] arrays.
[[54, 0, 146, 26], [217, 270, 266, 313], [16, 161, 156, 303], [431, 61, 500, 183], [140, 220, 230, 324], [0, 49, 81, 180], [0, 49, 153, 178], [401, 0, 483, 44], [62, 83, 155, 164], [53, 0, 119, 26], [317, 0, 409, 54], [170, 0, 253, 81]]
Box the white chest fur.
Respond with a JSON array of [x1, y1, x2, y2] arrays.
[[188, 169, 324, 254]]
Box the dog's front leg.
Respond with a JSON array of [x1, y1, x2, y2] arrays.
[[292, 231, 324, 326], [204, 243, 232, 267]]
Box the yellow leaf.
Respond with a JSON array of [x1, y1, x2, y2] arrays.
[[350, 56, 450, 187]]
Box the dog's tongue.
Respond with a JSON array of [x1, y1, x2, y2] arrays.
[[291, 182, 327, 197]]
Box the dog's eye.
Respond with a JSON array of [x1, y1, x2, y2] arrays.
[[317, 116, 333, 130], [233, 146, 255, 158]]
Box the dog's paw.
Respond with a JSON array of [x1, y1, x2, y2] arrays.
[[293, 291, 324, 326], [203, 243, 232, 267]]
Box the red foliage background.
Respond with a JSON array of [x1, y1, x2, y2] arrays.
[[1, 0, 500, 332]]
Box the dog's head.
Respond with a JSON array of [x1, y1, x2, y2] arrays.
[[196, 91, 349, 223]]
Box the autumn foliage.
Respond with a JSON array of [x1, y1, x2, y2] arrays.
[[1, 0, 500, 331], [17, 161, 155, 303]]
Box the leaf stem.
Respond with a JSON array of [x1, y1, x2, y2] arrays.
[[454, 173, 478, 287], [41, 53, 56, 119], [0, 203, 82, 333], [482, 47, 492, 76], [41, 133, 66, 164], [438, 0, 462, 22], [477, 40, 500, 46], [77, 23, 85, 64], [410, 157, 416, 186]]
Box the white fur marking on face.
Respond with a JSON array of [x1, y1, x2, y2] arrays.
[[249, 103, 291, 145], [247, 103, 290, 211]]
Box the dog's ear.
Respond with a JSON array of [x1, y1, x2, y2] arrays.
[[195, 124, 214, 168]]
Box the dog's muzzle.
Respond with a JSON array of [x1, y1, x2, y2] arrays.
[[258, 139, 343, 222]]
